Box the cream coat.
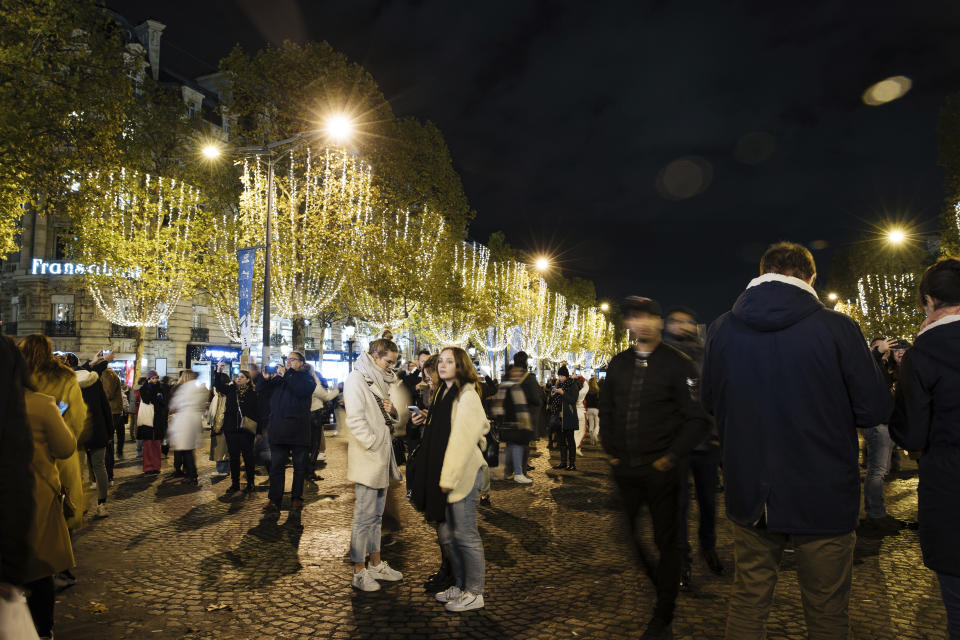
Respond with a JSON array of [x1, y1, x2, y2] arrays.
[[344, 368, 397, 489], [439, 385, 490, 503]]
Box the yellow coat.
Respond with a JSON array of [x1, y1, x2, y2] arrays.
[[24, 391, 77, 582], [31, 370, 88, 529]]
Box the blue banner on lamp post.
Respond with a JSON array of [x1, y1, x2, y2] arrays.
[[237, 248, 257, 349]]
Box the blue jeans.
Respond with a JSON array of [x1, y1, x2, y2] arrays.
[[507, 443, 525, 476], [350, 483, 387, 563], [267, 444, 310, 506], [940, 573, 960, 639], [862, 425, 892, 519], [438, 469, 485, 594]]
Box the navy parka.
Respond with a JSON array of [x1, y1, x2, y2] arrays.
[[702, 275, 891, 535]]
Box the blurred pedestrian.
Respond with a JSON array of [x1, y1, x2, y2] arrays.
[[890, 257, 960, 639], [214, 364, 259, 495], [600, 296, 710, 639], [491, 364, 534, 484], [167, 370, 206, 486], [552, 366, 580, 471], [702, 242, 891, 639], [307, 365, 338, 482], [137, 371, 165, 474], [585, 376, 600, 445]]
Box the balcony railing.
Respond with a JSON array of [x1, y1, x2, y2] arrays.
[[110, 324, 137, 339], [156, 326, 169, 341], [45, 320, 76, 337], [2, 321, 17, 335], [190, 327, 209, 342]]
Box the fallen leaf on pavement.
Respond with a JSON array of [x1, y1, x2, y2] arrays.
[[88, 601, 108, 614], [206, 603, 232, 612]]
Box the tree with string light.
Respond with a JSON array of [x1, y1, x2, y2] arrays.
[[419, 240, 493, 348]]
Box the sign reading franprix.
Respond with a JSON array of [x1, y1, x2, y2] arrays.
[[31, 258, 142, 278]]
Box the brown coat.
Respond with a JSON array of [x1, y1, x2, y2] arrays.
[[100, 365, 124, 415], [24, 391, 76, 582]]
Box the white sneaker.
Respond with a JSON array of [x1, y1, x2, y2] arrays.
[[88, 482, 97, 490], [435, 585, 461, 603], [352, 569, 381, 592], [96, 503, 108, 518], [514, 474, 533, 484], [367, 561, 402, 582], [445, 591, 484, 612], [317, 452, 327, 461]]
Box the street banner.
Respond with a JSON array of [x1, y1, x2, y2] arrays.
[[238, 248, 256, 349]]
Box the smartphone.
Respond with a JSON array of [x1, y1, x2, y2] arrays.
[[265, 364, 278, 374], [57, 401, 69, 415], [102, 349, 113, 356], [407, 405, 423, 416]]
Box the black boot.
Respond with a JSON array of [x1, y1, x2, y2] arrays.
[[702, 549, 725, 575]]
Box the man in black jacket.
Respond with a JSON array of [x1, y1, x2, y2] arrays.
[[702, 242, 891, 639], [600, 296, 711, 640]]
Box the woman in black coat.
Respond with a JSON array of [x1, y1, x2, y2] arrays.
[[890, 258, 960, 639], [213, 365, 259, 495]]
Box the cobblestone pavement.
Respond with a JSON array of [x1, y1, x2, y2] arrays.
[[56, 433, 946, 640]]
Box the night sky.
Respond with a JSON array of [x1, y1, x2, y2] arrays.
[[109, 0, 960, 321]]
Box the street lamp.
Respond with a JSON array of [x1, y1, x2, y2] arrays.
[[342, 319, 357, 372], [203, 113, 355, 366], [599, 302, 610, 312], [534, 257, 550, 272], [887, 228, 907, 245], [827, 292, 838, 302]]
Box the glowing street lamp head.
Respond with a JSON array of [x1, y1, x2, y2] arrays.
[[325, 114, 354, 143], [827, 292, 838, 302], [600, 302, 610, 312], [201, 144, 222, 159], [887, 228, 906, 244], [534, 257, 550, 272]]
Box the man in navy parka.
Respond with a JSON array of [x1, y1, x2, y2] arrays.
[[702, 242, 891, 639]]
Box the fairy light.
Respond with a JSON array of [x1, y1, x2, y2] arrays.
[[77, 169, 205, 328], [422, 240, 491, 347]]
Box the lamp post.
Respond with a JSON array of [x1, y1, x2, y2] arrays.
[[342, 319, 357, 372], [202, 114, 354, 366]]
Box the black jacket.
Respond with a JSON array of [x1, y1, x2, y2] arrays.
[[78, 363, 113, 451], [664, 334, 718, 452], [263, 368, 316, 446], [214, 373, 260, 435], [703, 276, 891, 535], [600, 343, 710, 468], [890, 317, 960, 576]]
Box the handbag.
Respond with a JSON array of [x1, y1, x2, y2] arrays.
[[33, 465, 75, 520], [0, 589, 41, 640], [483, 422, 500, 467], [137, 400, 155, 427], [236, 389, 258, 435]]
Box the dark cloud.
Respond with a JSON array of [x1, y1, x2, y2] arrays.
[[110, 0, 960, 319]]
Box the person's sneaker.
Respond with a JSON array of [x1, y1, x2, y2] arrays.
[[95, 503, 108, 518], [479, 495, 491, 507], [641, 616, 673, 639], [367, 561, 403, 582], [317, 452, 327, 461], [444, 591, 484, 612], [435, 585, 461, 603], [553, 463, 567, 470], [225, 484, 240, 496], [352, 569, 381, 592], [88, 481, 97, 490], [702, 549, 725, 575], [513, 474, 533, 484], [262, 501, 280, 516]]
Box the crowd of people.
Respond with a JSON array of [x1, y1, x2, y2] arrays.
[[2, 241, 959, 639]]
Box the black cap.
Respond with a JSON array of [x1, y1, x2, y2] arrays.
[[557, 365, 570, 377], [622, 296, 662, 317]]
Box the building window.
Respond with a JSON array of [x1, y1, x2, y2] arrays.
[[47, 296, 75, 336], [55, 228, 76, 260], [192, 306, 205, 328], [51, 301, 73, 323]]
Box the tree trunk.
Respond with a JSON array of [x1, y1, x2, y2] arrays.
[[133, 325, 146, 384], [292, 317, 306, 353]]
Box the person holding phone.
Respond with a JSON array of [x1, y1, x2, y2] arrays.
[[214, 363, 259, 495]]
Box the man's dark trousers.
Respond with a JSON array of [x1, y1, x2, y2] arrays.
[[679, 446, 720, 563], [268, 444, 310, 506], [614, 461, 685, 623]]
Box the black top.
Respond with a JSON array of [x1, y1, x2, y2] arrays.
[[600, 343, 710, 468], [408, 384, 455, 523], [891, 318, 960, 575], [214, 373, 260, 434]]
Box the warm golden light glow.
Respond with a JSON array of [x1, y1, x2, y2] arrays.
[[600, 302, 610, 312], [201, 144, 222, 159], [887, 228, 906, 244], [863, 76, 912, 106], [827, 292, 838, 302], [534, 257, 550, 272], [325, 114, 354, 143]]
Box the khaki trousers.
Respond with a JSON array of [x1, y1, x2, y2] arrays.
[[726, 522, 855, 640]]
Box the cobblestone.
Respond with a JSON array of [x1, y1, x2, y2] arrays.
[[55, 435, 946, 639]]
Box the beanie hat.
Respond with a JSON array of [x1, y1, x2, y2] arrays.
[[557, 365, 570, 377], [147, 369, 159, 378], [622, 296, 662, 317]]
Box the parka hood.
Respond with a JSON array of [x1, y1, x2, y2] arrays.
[[732, 274, 823, 332], [913, 315, 960, 373], [75, 369, 99, 389]]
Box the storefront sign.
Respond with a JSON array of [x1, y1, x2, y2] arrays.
[[31, 258, 142, 278]]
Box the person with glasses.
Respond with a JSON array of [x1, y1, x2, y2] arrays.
[[259, 350, 316, 522]]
